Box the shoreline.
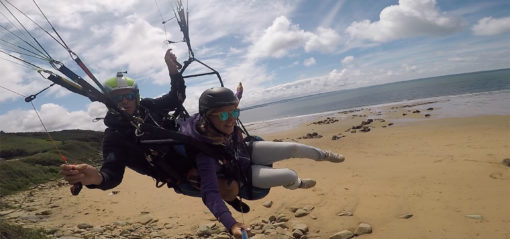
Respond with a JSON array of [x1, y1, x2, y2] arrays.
[[244, 89, 510, 135], [1, 100, 510, 238]]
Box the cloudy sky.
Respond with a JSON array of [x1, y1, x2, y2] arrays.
[[0, 0, 509, 132]]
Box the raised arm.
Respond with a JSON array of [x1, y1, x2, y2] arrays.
[[142, 49, 186, 111]]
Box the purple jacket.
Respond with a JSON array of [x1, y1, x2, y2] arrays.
[[179, 114, 251, 230]]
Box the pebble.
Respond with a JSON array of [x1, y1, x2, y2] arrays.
[[502, 158, 510, 167], [213, 234, 231, 239], [292, 229, 305, 238], [293, 223, 309, 233], [399, 213, 413, 219], [196, 224, 213, 236], [360, 126, 371, 132], [77, 223, 93, 229], [331, 135, 343, 140], [288, 207, 299, 213], [91, 226, 105, 233], [303, 205, 314, 212], [136, 216, 154, 225], [337, 211, 353, 216], [298, 132, 323, 139], [262, 201, 273, 208], [113, 221, 127, 226], [294, 209, 309, 217], [277, 214, 289, 222], [329, 230, 354, 239], [465, 214, 483, 220], [354, 223, 372, 235], [273, 222, 288, 229]]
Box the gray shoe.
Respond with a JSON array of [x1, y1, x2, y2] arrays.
[[319, 151, 345, 163], [299, 178, 316, 189]]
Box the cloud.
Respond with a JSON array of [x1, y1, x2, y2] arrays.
[[0, 103, 106, 132], [303, 57, 316, 66], [0, 58, 74, 103], [247, 16, 341, 59], [342, 55, 354, 64], [240, 68, 360, 106], [86, 14, 169, 84], [247, 16, 310, 59], [346, 0, 465, 42], [472, 16, 510, 36], [304, 27, 341, 53]]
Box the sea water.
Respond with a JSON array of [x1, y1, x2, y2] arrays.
[[240, 68, 510, 124]]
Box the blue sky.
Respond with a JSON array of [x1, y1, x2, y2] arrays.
[[0, 0, 509, 132]]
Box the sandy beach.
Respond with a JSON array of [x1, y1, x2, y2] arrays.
[[2, 101, 510, 238]]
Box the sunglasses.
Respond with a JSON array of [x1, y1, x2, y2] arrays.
[[210, 109, 240, 121], [112, 92, 137, 102]]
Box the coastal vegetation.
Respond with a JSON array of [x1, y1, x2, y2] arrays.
[[0, 130, 103, 238]]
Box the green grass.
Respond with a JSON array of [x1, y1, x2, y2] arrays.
[[0, 155, 61, 196], [0, 219, 50, 239], [0, 130, 103, 197], [0, 135, 54, 159]]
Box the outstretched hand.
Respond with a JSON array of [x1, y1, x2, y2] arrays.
[[231, 223, 250, 239], [165, 49, 182, 75], [60, 164, 102, 186]]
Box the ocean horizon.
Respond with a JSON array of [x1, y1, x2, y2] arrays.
[[239, 68, 510, 124]]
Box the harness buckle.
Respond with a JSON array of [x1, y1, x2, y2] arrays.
[[131, 116, 145, 136]]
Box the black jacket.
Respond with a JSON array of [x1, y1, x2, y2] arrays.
[[87, 73, 184, 190]]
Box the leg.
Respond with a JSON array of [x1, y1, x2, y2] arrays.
[[250, 141, 344, 165], [251, 165, 315, 190]]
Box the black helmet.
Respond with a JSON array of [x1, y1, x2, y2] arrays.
[[199, 87, 239, 115]]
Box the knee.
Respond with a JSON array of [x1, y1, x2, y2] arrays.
[[218, 179, 239, 201], [285, 143, 300, 156], [286, 169, 298, 182]]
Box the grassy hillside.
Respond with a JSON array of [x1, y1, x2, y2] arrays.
[[0, 130, 104, 197], [0, 219, 49, 239]]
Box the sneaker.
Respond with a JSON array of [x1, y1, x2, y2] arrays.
[[299, 178, 316, 189], [226, 198, 250, 213], [319, 151, 345, 163]]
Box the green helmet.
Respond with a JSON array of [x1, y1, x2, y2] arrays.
[[103, 72, 139, 93], [103, 72, 140, 104]]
